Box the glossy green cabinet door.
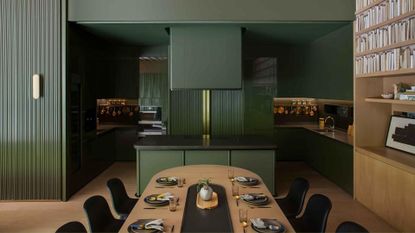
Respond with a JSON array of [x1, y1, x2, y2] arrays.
[[230, 150, 276, 195], [185, 150, 229, 165], [137, 151, 184, 194], [170, 26, 242, 89]]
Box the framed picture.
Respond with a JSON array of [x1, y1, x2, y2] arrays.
[[386, 115, 415, 155]]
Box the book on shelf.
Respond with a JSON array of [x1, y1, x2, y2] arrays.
[[399, 90, 415, 100], [355, 45, 415, 75], [356, 0, 415, 33], [356, 17, 415, 53]]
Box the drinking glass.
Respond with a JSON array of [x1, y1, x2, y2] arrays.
[[169, 197, 177, 212], [232, 184, 239, 198], [228, 168, 234, 181], [177, 177, 183, 188], [239, 209, 248, 226]]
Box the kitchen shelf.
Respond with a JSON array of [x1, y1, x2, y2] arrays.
[[356, 39, 415, 57], [356, 10, 415, 36], [355, 68, 415, 78], [356, 146, 415, 174], [355, 0, 386, 15], [139, 120, 163, 124], [365, 97, 415, 105]]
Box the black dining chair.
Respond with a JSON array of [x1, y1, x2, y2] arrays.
[[289, 194, 332, 233], [336, 221, 369, 233], [275, 177, 310, 219], [56, 221, 87, 233], [83, 195, 125, 233], [107, 178, 138, 219]]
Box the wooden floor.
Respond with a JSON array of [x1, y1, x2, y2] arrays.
[[0, 162, 396, 233]]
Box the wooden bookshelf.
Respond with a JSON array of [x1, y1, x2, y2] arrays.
[[356, 10, 415, 36], [356, 39, 415, 57], [355, 0, 386, 15], [356, 146, 415, 174], [365, 97, 415, 105], [354, 1, 415, 231], [355, 68, 415, 78]]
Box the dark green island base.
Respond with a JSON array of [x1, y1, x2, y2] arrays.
[[134, 136, 277, 195]]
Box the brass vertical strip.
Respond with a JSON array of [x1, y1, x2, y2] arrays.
[[202, 90, 206, 136], [202, 90, 211, 139], [206, 90, 211, 137]]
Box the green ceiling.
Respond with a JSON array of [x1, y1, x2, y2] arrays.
[[77, 22, 350, 46]]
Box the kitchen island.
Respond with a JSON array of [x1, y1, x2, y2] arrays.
[[134, 136, 277, 195]]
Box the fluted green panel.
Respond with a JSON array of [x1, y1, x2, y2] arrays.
[[170, 90, 203, 135], [211, 90, 244, 136], [0, 0, 62, 200]]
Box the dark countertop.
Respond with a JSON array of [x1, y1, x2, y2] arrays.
[[96, 124, 137, 136], [275, 123, 353, 146], [134, 135, 278, 150]]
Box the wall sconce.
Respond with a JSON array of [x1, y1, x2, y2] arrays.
[[32, 74, 41, 100]]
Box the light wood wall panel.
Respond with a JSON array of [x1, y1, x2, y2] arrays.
[[355, 151, 415, 232], [0, 0, 62, 200]]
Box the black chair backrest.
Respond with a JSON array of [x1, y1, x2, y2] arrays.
[[107, 178, 130, 214], [302, 194, 332, 233], [336, 221, 369, 233], [287, 177, 310, 216], [56, 221, 87, 233], [83, 195, 116, 232]]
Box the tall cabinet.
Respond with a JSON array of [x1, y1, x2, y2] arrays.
[[0, 0, 63, 200], [354, 0, 415, 231]]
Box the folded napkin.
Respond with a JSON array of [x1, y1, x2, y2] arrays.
[[159, 177, 177, 182], [145, 219, 164, 231], [156, 192, 174, 201], [235, 176, 255, 182], [240, 194, 267, 201], [250, 218, 280, 231]]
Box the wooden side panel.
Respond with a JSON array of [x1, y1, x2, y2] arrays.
[[355, 151, 415, 232]]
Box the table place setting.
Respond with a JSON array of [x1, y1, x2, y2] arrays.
[[155, 176, 184, 188], [250, 218, 286, 233], [128, 219, 174, 233], [144, 192, 179, 211], [235, 176, 260, 186], [240, 193, 270, 207]]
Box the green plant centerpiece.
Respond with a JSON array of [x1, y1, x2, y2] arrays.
[[197, 178, 213, 201]]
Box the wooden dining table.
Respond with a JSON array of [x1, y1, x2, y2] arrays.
[[119, 165, 295, 233]]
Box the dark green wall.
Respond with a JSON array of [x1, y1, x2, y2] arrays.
[[0, 0, 62, 200], [139, 73, 169, 122], [68, 0, 355, 22], [277, 24, 353, 100]]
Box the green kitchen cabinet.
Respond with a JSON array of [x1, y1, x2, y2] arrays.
[[113, 58, 140, 98], [274, 127, 307, 161], [137, 150, 184, 194], [303, 130, 353, 194], [185, 150, 229, 165], [169, 25, 242, 89], [115, 128, 138, 161], [230, 150, 276, 195]]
